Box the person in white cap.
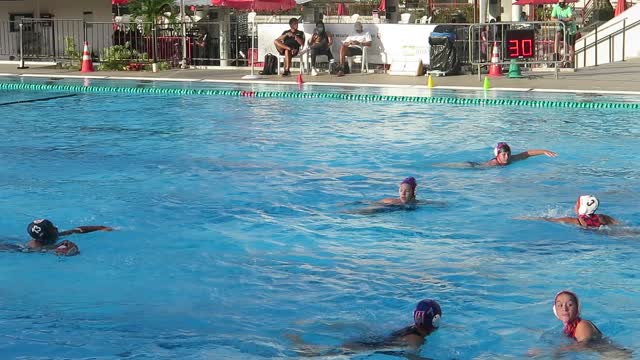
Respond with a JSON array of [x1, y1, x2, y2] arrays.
[[337, 22, 372, 77], [519, 195, 618, 228]]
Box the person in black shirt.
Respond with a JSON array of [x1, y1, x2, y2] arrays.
[[274, 17, 305, 76]]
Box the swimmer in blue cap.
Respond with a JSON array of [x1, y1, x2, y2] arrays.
[[25, 219, 113, 256], [289, 299, 442, 356]]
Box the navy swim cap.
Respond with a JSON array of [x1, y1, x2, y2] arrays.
[[413, 299, 442, 332], [27, 219, 59, 244]]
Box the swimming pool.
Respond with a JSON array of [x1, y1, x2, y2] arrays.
[[0, 77, 639, 359]]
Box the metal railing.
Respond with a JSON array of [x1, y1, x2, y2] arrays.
[[575, 15, 640, 67], [1, 18, 253, 68], [469, 21, 567, 79]]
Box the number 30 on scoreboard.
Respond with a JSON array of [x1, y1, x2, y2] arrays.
[[505, 29, 535, 59]]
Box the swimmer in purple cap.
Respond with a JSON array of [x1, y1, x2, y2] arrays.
[[380, 176, 418, 205], [23, 219, 114, 256], [482, 142, 557, 167], [289, 299, 442, 355], [344, 177, 445, 214]]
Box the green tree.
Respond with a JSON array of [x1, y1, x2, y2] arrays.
[[128, 0, 175, 25]]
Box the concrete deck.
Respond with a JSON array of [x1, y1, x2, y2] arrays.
[[1, 58, 640, 95]]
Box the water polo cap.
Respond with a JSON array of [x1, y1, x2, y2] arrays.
[[27, 219, 59, 244], [576, 195, 599, 216], [401, 177, 417, 190], [413, 299, 442, 332], [494, 142, 511, 157]]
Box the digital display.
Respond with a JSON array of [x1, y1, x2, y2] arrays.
[[505, 29, 535, 59]]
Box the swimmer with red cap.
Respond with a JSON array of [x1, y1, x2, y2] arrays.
[[25, 219, 113, 256], [553, 290, 602, 342], [289, 299, 442, 355], [520, 195, 617, 228]]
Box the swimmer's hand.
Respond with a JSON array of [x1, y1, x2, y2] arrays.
[[55, 240, 79, 257], [543, 150, 557, 157]]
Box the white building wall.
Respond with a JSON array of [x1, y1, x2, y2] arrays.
[[0, 0, 111, 22], [0, 0, 113, 60], [575, 3, 640, 67]]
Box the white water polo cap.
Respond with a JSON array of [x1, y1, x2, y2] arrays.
[[577, 195, 599, 216]]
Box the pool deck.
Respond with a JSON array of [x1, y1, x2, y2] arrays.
[[1, 58, 640, 95]]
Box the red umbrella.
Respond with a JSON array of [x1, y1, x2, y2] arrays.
[[614, 0, 627, 16], [378, 0, 386, 12], [211, 0, 296, 11], [337, 3, 346, 16], [112, 0, 128, 4], [512, 0, 576, 5]]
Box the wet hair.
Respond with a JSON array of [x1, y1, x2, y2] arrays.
[[289, 17, 299, 26]]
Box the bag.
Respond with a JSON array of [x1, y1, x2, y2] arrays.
[[259, 54, 278, 75]]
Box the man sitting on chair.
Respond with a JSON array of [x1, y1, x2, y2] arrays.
[[274, 17, 305, 76], [337, 21, 372, 77]]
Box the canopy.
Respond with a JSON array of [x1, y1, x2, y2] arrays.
[[112, 0, 128, 4], [512, 0, 576, 5], [614, 0, 628, 16], [212, 0, 297, 10]]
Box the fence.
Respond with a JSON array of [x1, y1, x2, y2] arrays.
[[0, 18, 251, 68], [468, 21, 567, 79], [3, 17, 571, 75]]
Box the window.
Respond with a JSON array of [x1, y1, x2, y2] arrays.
[[9, 13, 34, 32]]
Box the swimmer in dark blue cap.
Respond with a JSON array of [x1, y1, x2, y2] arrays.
[[289, 299, 442, 356], [25, 219, 113, 256], [345, 177, 445, 214]]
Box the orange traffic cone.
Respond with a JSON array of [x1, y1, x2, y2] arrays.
[[80, 41, 94, 73], [488, 42, 502, 77], [297, 73, 304, 85]]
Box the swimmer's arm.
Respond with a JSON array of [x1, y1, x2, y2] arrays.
[[599, 214, 618, 225], [516, 216, 579, 224], [511, 149, 557, 161], [59, 225, 114, 236]]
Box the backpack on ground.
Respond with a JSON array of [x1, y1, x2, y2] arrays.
[[259, 53, 278, 75]]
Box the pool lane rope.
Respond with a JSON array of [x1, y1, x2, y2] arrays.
[[1, 82, 638, 109]]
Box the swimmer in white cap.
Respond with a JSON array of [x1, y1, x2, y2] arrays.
[[435, 142, 557, 168], [482, 142, 557, 167], [521, 195, 617, 228]]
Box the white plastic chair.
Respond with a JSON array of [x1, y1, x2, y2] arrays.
[[277, 46, 307, 75], [346, 45, 369, 73], [350, 14, 360, 23], [399, 13, 412, 24]]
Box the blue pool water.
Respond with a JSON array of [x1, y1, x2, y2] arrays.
[[0, 78, 639, 359]]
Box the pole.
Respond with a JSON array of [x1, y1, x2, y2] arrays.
[[242, 12, 262, 80], [180, 0, 188, 69], [17, 22, 29, 69]]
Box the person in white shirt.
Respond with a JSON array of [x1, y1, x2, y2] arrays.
[[337, 21, 372, 77]]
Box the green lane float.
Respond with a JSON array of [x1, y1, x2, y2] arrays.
[[0, 82, 638, 109]]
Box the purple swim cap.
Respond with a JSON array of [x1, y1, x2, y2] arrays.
[[413, 299, 442, 332], [400, 177, 417, 190]]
